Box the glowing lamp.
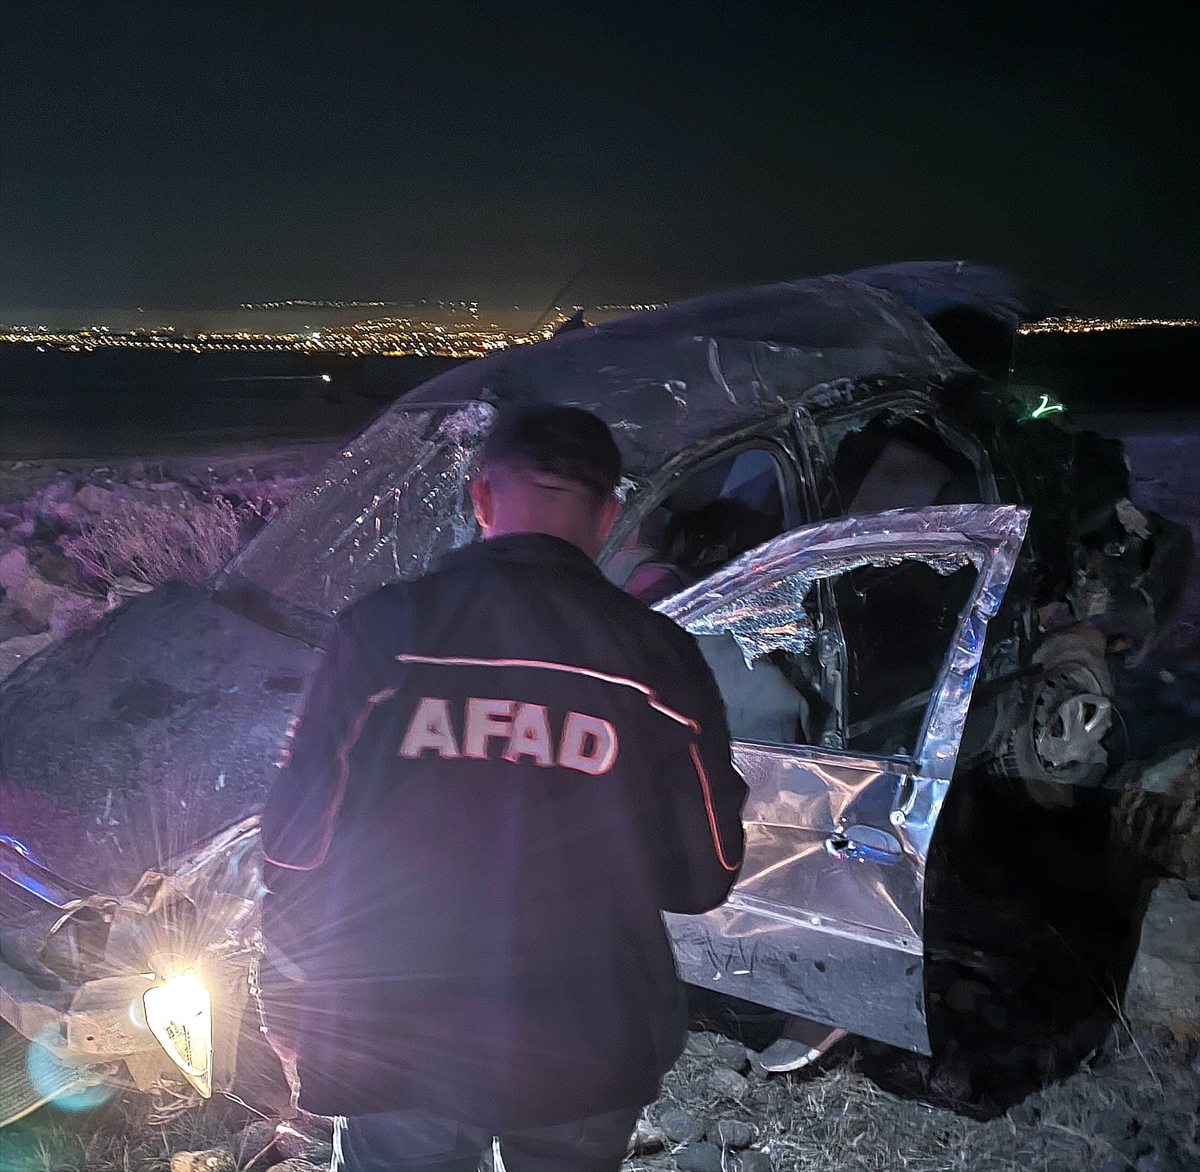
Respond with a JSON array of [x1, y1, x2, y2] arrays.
[[142, 972, 213, 1097]]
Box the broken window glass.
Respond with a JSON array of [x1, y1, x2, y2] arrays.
[[220, 403, 493, 630], [832, 560, 978, 756], [690, 556, 977, 759], [826, 416, 984, 517]]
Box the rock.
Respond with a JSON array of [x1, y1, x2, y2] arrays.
[[1133, 1151, 1190, 1172], [28, 549, 84, 589], [0, 547, 31, 593], [733, 1152, 774, 1172], [49, 593, 108, 637], [628, 1116, 665, 1154], [169, 1152, 235, 1172], [0, 632, 56, 680], [272, 1161, 324, 1172], [9, 574, 66, 633], [659, 1105, 706, 1144], [684, 1031, 718, 1057], [707, 1065, 750, 1103], [713, 1039, 750, 1073], [37, 501, 86, 535], [1140, 748, 1197, 795], [232, 1119, 277, 1164], [1112, 745, 1200, 894], [1092, 1105, 1137, 1140], [39, 479, 76, 506], [0, 605, 28, 642], [74, 484, 117, 514], [674, 1141, 723, 1172], [273, 1122, 333, 1166], [709, 1119, 754, 1149], [110, 575, 156, 599], [1124, 879, 1200, 1041]]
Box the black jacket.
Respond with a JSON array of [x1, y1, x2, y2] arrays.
[[261, 533, 746, 1129]]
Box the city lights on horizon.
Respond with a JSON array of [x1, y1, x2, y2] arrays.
[[0, 308, 1193, 358], [1018, 315, 1199, 334]]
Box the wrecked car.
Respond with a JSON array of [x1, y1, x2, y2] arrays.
[[0, 263, 1187, 1116]]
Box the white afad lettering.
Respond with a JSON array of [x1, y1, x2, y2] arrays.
[[463, 698, 516, 759], [398, 697, 460, 759], [557, 711, 618, 775], [503, 702, 555, 766]]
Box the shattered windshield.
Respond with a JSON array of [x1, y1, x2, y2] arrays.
[[222, 403, 493, 622]]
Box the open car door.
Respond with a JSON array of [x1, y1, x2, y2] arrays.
[[656, 504, 1029, 1054]]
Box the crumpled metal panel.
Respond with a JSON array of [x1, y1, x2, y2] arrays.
[[847, 261, 1066, 331], [400, 277, 969, 480], [222, 276, 974, 627], [658, 505, 1029, 1052], [0, 818, 263, 1091], [222, 403, 492, 620]]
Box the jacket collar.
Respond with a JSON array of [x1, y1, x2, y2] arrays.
[[441, 533, 605, 577]]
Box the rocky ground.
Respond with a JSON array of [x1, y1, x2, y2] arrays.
[[0, 446, 337, 681], [4, 1007, 1196, 1172], [2, 450, 1197, 1171]]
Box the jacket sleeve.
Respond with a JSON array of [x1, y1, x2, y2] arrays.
[[261, 589, 408, 871], [649, 628, 748, 915]]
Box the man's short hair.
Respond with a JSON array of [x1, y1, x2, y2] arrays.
[[480, 404, 622, 501]]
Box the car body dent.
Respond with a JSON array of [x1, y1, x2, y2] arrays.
[[658, 504, 1029, 1053]]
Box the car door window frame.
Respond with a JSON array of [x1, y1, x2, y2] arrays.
[[600, 431, 803, 584]]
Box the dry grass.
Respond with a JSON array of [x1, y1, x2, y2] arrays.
[[63, 497, 241, 588], [621, 1031, 1186, 1172], [2, 1091, 234, 1172], [6, 1039, 1187, 1172], [631, 1045, 1029, 1172]]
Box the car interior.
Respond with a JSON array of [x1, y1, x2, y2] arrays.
[[608, 429, 983, 758]]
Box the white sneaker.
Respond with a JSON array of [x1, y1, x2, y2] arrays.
[[752, 1016, 848, 1073]]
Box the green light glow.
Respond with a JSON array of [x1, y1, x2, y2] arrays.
[[1030, 393, 1065, 419]]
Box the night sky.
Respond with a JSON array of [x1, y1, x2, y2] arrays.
[[3, 0, 1197, 316]]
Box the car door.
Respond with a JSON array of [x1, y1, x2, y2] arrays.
[[656, 503, 1028, 1054]]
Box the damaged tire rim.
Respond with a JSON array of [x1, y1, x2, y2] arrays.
[[1031, 664, 1113, 782]]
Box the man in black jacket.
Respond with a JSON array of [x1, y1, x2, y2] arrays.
[[261, 405, 746, 1171]]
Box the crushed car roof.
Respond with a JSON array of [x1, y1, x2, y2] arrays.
[[217, 264, 1055, 636], [400, 272, 977, 473]]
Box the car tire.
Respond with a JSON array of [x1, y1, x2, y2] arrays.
[[990, 626, 1118, 808]]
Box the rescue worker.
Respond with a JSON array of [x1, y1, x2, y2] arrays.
[[260, 404, 747, 1172]]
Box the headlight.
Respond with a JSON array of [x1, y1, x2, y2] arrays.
[[142, 972, 212, 1097]]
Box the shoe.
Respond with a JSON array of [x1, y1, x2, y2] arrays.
[[751, 1015, 847, 1073]]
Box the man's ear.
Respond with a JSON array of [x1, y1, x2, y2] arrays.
[[596, 494, 621, 543], [469, 475, 494, 533]]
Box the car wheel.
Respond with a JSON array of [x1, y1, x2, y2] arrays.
[[991, 628, 1117, 808]]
